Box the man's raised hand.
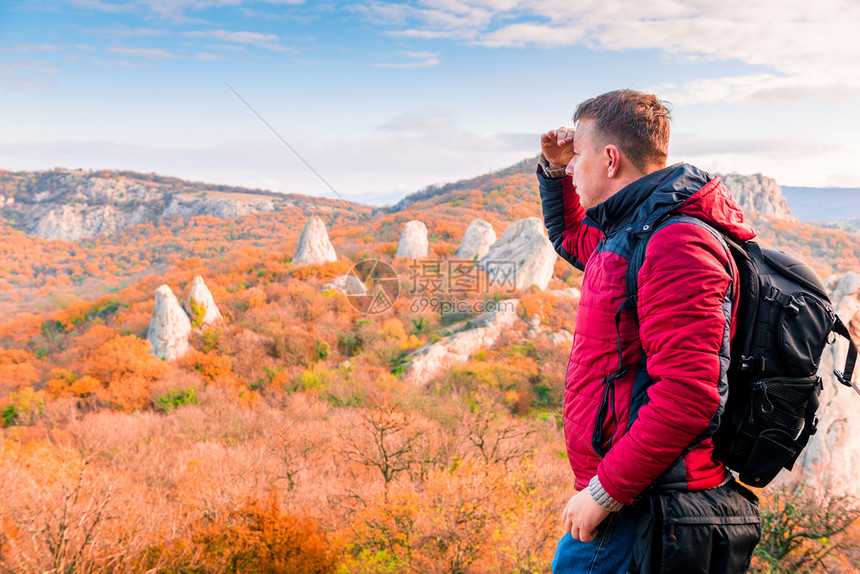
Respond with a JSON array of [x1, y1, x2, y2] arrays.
[[540, 127, 575, 169]]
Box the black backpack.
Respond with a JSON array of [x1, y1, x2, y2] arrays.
[[625, 214, 859, 487]]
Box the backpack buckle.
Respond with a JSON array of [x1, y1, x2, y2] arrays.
[[834, 369, 860, 396], [764, 286, 806, 315], [763, 286, 779, 303], [787, 294, 806, 315], [738, 355, 765, 373]]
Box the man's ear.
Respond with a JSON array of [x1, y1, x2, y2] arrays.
[[604, 145, 621, 178]]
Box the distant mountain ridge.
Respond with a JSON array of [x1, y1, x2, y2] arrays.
[[384, 157, 537, 214], [2, 160, 859, 322], [0, 168, 350, 242], [0, 161, 839, 244], [387, 158, 797, 222], [781, 186, 860, 222]]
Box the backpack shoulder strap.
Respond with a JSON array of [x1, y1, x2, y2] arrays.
[[626, 214, 731, 326], [833, 316, 860, 394]]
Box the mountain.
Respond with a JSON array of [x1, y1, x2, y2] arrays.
[[387, 159, 798, 221], [383, 157, 538, 214], [0, 168, 350, 242], [2, 160, 858, 323], [0, 162, 803, 242], [812, 218, 860, 234], [781, 186, 860, 222]]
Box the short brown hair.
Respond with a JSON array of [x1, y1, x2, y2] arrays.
[[573, 90, 671, 172]]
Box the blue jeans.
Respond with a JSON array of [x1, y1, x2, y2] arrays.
[[551, 504, 639, 574]]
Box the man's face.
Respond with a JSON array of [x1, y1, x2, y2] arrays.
[[565, 118, 609, 209]]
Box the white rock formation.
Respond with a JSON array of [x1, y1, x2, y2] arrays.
[[162, 197, 273, 219], [183, 276, 223, 326], [549, 287, 581, 300], [34, 204, 151, 242], [402, 299, 521, 385], [292, 216, 337, 266], [476, 217, 557, 290], [12, 169, 279, 241], [792, 272, 860, 497], [322, 274, 367, 295], [719, 173, 796, 221], [526, 313, 543, 339], [147, 285, 192, 361], [395, 220, 429, 259], [548, 330, 574, 347], [456, 219, 496, 260]]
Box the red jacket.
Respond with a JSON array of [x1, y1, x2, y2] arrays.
[[539, 163, 757, 505]]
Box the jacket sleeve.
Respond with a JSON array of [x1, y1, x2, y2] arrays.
[[537, 165, 603, 271], [597, 222, 733, 504]]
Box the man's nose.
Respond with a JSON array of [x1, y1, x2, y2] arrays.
[[565, 158, 575, 176]]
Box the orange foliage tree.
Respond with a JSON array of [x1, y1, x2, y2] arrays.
[[76, 334, 169, 411], [193, 488, 340, 573]]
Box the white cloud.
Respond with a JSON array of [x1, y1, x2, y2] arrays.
[[91, 25, 169, 38], [201, 43, 249, 52], [193, 51, 224, 61], [71, 0, 304, 21], [69, 0, 130, 14], [0, 58, 64, 89], [106, 46, 174, 59], [670, 133, 841, 158], [14, 44, 61, 52], [398, 50, 437, 59], [183, 29, 288, 51], [372, 50, 440, 68], [1, 58, 64, 75], [648, 74, 860, 105], [378, 111, 454, 131], [90, 58, 146, 68], [0, 122, 535, 203], [668, 132, 855, 187], [358, 0, 860, 102], [373, 58, 439, 68], [388, 28, 466, 39]]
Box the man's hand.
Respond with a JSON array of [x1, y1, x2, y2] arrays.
[[562, 489, 611, 542], [540, 127, 575, 169]]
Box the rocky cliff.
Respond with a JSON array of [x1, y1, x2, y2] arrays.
[[402, 299, 522, 385], [0, 165, 803, 244], [718, 172, 796, 221], [0, 168, 314, 241], [794, 272, 860, 498]]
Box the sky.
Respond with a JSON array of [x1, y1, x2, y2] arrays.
[[2, 0, 860, 205]]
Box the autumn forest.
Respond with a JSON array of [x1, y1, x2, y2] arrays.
[[1, 160, 860, 572]]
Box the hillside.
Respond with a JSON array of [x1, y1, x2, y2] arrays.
[[0, 168, 339, 242], [2, 160, 859, 571], [0, 162, 552, 319], [0, 167, 577, 571]]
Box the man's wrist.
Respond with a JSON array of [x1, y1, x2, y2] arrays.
[[588, 474, 624, 512], [538, 153, 569, 179]]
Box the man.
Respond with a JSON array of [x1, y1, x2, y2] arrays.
[[538, 90, 757, 572]]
